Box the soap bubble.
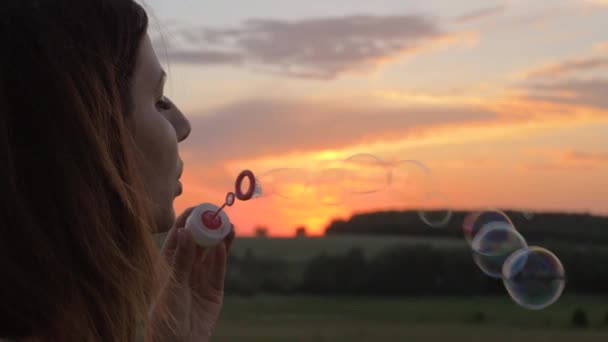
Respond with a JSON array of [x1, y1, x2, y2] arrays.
[[225, 192, 235, 206], [259, 168, 309, 200], [343, 153, 389, 194], [253, 179, 263, 198], [471, 222, 528, 278], [388, 160, 432, 205], [463, 209, 513, 244], [312, 167, 349, 206], [522, 212, 535, 220], [503, 247, 566, 310], [418, 192, 453, 228]]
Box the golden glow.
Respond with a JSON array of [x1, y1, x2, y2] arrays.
[[168, 7, 608, 236], [173, 93, 608, 237], [594, 42, 608, 51]]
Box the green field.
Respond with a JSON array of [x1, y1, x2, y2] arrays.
[[147, 236, 608, 341], [214, 295, 608, 341]]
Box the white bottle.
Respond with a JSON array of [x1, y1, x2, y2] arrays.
[[184, 203, 233, 247]]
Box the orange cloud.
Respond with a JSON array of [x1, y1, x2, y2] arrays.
[[181, 98, 497, 165], [595, 42, 608, 51], [520, 57, 608, 79], [173, 78, 608, 235], [582, 0, 608, 7], [518, 147, 608, 172]]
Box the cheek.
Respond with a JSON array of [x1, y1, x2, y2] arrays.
[[134, 107, 179, 199]]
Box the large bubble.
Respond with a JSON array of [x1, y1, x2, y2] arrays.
[[342, 153, 389, 194], [463, 209, 513, 244], [259, 168, 309, 200], [471, 222, 528, 278], [388, 159, 432, 205], [502, 247, 566, 310], [312, 167, 349, 206]]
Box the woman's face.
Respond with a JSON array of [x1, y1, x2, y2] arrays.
[[131, 34, 191, 233]]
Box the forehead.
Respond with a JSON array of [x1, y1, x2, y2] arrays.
[[134, 34, 162, 84]]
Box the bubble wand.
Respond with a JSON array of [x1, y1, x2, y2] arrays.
[[185, 170, 258, 247]]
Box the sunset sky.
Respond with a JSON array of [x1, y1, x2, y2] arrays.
[[144, 0, 608, 236]]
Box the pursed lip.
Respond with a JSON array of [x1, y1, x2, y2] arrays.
[[175, 161, 184, 196], [175, 180, 183, 196], [177, 161, 184, 180]]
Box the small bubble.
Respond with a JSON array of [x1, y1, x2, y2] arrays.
[[418, 192, 452, 228]]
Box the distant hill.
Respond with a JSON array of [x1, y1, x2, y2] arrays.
[[325, 210, 608, 245]]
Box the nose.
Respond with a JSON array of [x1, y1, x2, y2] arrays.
[[169, 105, 191, 142]]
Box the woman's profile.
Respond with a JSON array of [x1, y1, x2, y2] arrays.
[[0, 0, 233, 341]]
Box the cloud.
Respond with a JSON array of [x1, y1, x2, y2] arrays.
[[561, 149, 608, 163], [527, 79, 608, 110], [582, 0, 608, 6], [522, 57, 608, 79], [594, 42, 608, 51], [180, 98, 496, 163], [521, 148, 608, 171], [453, 5, 506, 23], [156, 14, 474, 80]]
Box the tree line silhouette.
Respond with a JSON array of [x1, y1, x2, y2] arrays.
[[225, 210, 608, 296], [326, 210, 608, 246]]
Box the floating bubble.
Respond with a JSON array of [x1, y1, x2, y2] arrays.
[[225, 192, 235, 206], [312, 167, 349, 206], [463, 209, 513, 244], [471, 222, 528, 278], [503, 247, 566, 310], [388, 160, 432, 205], [342, 153, 389, 194], [259, 168, 309, 200], [522, 212, 535, 220], [253, 179, 263, 198], [418, 192, 452, 228]]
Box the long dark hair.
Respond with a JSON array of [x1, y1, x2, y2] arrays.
[[0, 0, 170, 340]]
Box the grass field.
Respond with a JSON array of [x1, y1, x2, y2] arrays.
[[148, 236, 608, 340], [214, 295, 608, 341]]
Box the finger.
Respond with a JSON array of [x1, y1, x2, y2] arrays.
[[161, 206, 197, 261], [224, 228, 236, 253], [175, 206, 197, 229], [172, 228, 197, 284], [205, 244, 228, 292], [191, 245, 215, 293], [189, 246, 210, 288]]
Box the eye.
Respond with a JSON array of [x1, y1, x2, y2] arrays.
[[156, 95, 173, 111]]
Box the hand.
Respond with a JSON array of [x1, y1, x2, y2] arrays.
[[146, 207, 235, 342]]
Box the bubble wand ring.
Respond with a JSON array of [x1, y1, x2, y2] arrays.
[[185, 170, 257, 247]]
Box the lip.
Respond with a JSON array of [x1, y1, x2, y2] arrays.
[[175, 161, 184, 196], [175, 180, 183, 196], [177, 161, 184, 180]]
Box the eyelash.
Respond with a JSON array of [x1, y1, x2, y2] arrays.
[[156, 95, 173, 111]]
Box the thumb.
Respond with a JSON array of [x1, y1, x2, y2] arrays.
[[172, 228, 196, 284], [161, 206, 197, 262]]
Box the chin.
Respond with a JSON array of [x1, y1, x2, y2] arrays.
[[154, 206, 176, 234]]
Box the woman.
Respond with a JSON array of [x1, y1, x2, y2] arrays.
[[0, 0, 233, 341]]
